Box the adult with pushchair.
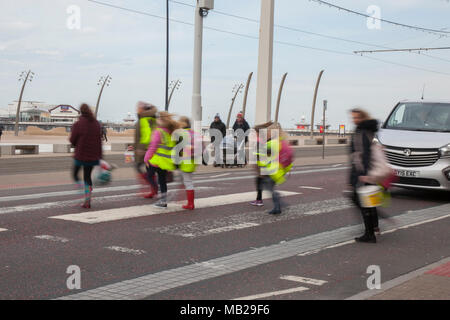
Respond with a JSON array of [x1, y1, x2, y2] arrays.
[[209, 113, 226, 167]]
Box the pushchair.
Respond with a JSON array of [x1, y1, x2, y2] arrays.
[[220, 134, 247, 168]]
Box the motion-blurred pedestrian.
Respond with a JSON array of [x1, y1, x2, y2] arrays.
[[349, 108, 380, 243], [176, 116, 198, 210], [70, 104, 103, 209], [253, 122, 293, 214], [144, 112, 179, 208], [134, 102, 158, 197]]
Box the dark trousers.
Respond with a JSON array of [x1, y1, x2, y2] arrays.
[[147, 165, 167, 194], [257, 176, 281, 210], [73, 165, 94, 186], [352, 190, 379, 230]]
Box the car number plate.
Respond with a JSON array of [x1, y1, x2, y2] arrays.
[[395, 170, 420, 178]]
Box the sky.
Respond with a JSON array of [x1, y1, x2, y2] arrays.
[[1, 0, 450, 129]]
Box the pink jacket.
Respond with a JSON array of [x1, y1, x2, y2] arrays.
[[144, 127, 170, 167]]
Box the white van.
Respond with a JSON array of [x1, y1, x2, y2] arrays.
[[377, 100, 450, 191]]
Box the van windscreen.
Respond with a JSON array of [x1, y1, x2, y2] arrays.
[[384, 103, 450, 132]]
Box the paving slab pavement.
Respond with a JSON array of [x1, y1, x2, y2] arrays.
[[348, 257, 450, 300]]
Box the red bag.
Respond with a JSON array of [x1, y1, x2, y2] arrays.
[[279, 139, 294, 168]]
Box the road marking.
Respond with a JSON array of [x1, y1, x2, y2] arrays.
[[380, 213, 450, 235], [299, 186, 323, 190], [233, 287, 309, 300], [0, 228, 8, 232], [209, 173, 231, 179], [0, 166, 347, 203], [149, 197, 349, 238], [332, 164, 343, 167], [49, 191, 299, 224], [280, 275, 327, 286], [298, 240, 355, 256], [105, 246, 146, 256], [34, 235, 70, 243], [203, 223, 260, 235], [0, 187, 216, 215], [57, 203, 450, 300]]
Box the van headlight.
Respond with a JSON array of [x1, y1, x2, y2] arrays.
[[439, 143, 450, 158]]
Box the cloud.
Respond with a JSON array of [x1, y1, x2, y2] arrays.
[[34, 50, 60, 56], [0, 20, 33, 31], [81, 26, 97, 33]]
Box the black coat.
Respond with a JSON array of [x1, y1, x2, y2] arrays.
[[349, 119, 379, 187], [210, 120, 226, 142]]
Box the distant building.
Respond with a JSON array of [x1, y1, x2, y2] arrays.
[[122, 112, 136, 124], [49, 105, 80, 123], [295, 115, 311, 131], [0, 101, 80, 124]]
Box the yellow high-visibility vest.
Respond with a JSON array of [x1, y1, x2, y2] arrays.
[[149, 128, 176, 171], [256, 139, 291, 185], [178, 128, 196, 173], [139, 117, 155, 145]]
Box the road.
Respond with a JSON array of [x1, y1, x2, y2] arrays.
[[0, 160, 448, 300], [0, 145, 347, 176]]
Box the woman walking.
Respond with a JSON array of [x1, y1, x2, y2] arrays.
[[144, 112, 178, 208], [70, 104, 102, 209], [349, 108, 380, 243]]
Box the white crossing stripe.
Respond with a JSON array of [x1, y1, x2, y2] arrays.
[[209, 173, 231, 179], [280, 275, 328, 286], [0, 228, 8, 232], [233, 287, 309, 300], [202, 223, 260, 235], [0, 187, 215, 215], [34, 235, 70, 243], [299, 186, 323, 190], [49, 191, 299, 224], [105, 246, 146, 255]]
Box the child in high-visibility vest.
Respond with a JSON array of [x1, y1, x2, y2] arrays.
[[175, 116, 198, 210], [144, 112, 179, 208], [253, 122, 292, 215]]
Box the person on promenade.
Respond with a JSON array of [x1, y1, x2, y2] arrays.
[[69, 104, 102, 209], [134, 102, 158, 198], [349, 108, 380, 243], [101, 124, 108, 142], [0, 125, 3, 141], [175, 116, 198, 210], [232, 112, 250, 143], [209, 114, 226, 167], [144, 112, 179, 208]]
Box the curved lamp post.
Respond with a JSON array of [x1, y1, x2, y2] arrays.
[[14, 70, 34, 136], [168, 79, 182, 109], [274, 72, 288, 124], [310, 70, 324, 138], [241, 72, 253, 118], [227, 83, 244, 129], [95, 75, 111, 119]]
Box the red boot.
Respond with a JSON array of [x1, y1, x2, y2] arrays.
[[182, 190, 195, 210], [144, 181, 158, 199]]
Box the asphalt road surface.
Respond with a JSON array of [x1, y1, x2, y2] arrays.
[[0, 163, 448, 299], [0, 146, 347, 176]]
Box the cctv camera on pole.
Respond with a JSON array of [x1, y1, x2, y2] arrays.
[[191, 0, 214, 124]]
